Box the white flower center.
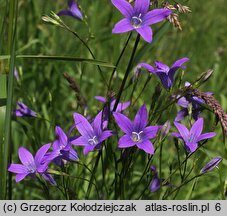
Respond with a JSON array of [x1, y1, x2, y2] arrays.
[[26, 163, 36, 173], [131, 131, 144, 142], [88, 136, 99, 145], [131, 13, 143, 28]]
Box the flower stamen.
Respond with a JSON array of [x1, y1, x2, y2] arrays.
[[88, 136, 99, 145], [131, 131, 143, 142]]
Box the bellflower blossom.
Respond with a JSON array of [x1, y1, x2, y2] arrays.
[[15, 101, 37, 117], [172, 118, 216, 152], [8, 144, 56, 185], [58, 0, 83, 20], [200, 156, 222, 173], [150, 165, 161, 192], [111, 0, 172, 43], [113, 104, 159, 154], [47, 126, 79, 166], [71, 111, 114, 155], [139, 57, 189, 89], [95, 96, 130, 128], [175, 82, 213, 121]]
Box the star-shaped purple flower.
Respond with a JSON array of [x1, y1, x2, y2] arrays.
[[113, 104, 159, 154], [8, 144, 56, 185], [15, 101, 37, 117], [139, 57, 189, 89], [172, 118, 216, 152], [175, 82, 213, 121], [95, 96, 130, 128], [47, 126, 79, 166], [111, 0, 172, 43], [58, 0, 83, 20], [71, 111, 114, 155]]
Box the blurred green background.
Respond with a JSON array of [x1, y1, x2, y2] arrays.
[[0, 0, 227, 199]]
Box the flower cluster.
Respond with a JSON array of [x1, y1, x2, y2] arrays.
[[8, 0, 223, 197]]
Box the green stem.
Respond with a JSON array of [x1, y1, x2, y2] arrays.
[[113, 34, 140, 111], [1, 0, 17, 200]]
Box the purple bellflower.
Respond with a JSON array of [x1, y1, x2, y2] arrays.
[[172, 118, 216, 152], [8, 144, 56, 185], [47, 126, 79, 166], [200, 156, 222, 173], [139, 57, 189, 89], [95, 96, 130, 128], [71, 111, 114, 155], [111, 0, 172, 43], [113, 104, 159, 154], [58, 0, 83, 20], [150, 165, 161, 192], [15, 101, 37, 117], [175, 82, 213, 121]]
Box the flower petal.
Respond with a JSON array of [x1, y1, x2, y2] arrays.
[[71, 136, 88, 146], [156, 71, 172, 89], [136, 140, 154, 154], [112, 18, 133, 33], [154, 61, 169, 72], [190, 118, 204, 139], [143, 126, 159, 139], [67, 147, 79, 161], [174, 121, 189, 141], [150, 176, 160, 192], [185, 142, 198, 152], [93, 111, 103, 137], [95, 96, 106, 103], [143, 9, 172, 25], [113, 112, 133, 134], [138, 63, 156, 73], [134, 0, 150, 14], [42, 173, 57, 185], [57, 9, 73, 17], [177, 96, 189, 108], [99, 130, 114, 142], [168, 57, 190, 78], [197, 132, 216, 142], [15, 173, 28, 182], [111, 0, 134, 18], [18, 147, 34, 166], [171, 57, 190, 69], [118, 134, 135, 148], [8, 164, 28, 174], [116, 101, 130, 112], [35, 143, 51, 165], [55, 126, 67, 146], [136, 26, 153, 43], [68, 0, 83, 20], [171, 132, 182, 139], [175, 108, 188, 121], [83, 145, 96, 155], [134, 104, 148, 131], [73, 112, 94, 137]]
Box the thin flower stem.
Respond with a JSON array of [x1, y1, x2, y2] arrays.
[[132, 76, 151, 107], [162, 140, 207, 186], [85, 150, 102, 199], [129, 154, 153, 198], [107, 32, 132, 92], [166, 174, 203, 198], [61, 23, 108, 87], [113, 34, 140, 112]]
